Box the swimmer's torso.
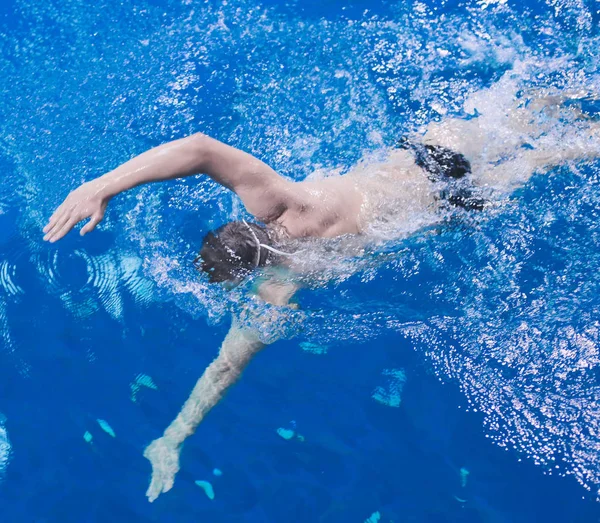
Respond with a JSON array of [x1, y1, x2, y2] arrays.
[[271, 148, 438, 240]]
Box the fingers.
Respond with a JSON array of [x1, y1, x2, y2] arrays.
[[146, 470, 173, 503], [43, 205, 69, 236], [43, 212, 61, 234], [146, 476, 162, 503], [145, 440, 164, 503], [43, 211, 72, 242], [146, 473, 173, 503], [46, 215, 80, 243], [163, 474, 175, 493], [144, 439, 178, 503], [80, 213, 103, 236], [44, 209, 104, 242], [45, 201, 65, 224]]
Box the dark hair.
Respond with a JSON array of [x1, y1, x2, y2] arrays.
[[194, 221, 272, 283]]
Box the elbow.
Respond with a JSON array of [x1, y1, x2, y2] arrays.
[[185, 133, 210, 170], [190, 131, 208, 143], [189, 132, 209, 153]]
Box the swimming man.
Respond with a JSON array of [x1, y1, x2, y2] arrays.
[[42, 87, 600, 501]]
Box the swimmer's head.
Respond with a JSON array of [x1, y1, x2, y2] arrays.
[[194, 221, 273, 284]]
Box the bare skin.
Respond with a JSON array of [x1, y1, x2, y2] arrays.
[[42, 133, 365, 244], [41, 133, 372, 502], [43, 93, 599, 502]]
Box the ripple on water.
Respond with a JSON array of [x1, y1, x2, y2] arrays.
[[0, 260, 24, 298], [395, 167, 600, 496], [0, 0, 599, 503], [119, 256, 155, 306], [33, 249, 154, 320], [0, 415, 10, 480]]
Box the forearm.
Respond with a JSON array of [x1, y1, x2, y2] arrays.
[[143, 296, 298, 502], [93, 133, 211, 199], [162, 322, 265, 447]]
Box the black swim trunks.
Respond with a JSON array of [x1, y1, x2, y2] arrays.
[[397, 137, 485, 211]]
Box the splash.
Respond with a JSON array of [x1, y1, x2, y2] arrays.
[[0, 0, 599, 500], [394, 160, 600, 494]]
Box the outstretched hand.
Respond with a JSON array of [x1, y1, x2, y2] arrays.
[[43, 181, 109, 242], [144, 436, 181, 503]]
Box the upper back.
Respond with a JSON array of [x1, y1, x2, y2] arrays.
[[269, 176, 364, 239]]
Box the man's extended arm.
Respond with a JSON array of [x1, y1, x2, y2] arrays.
[[43, 134, 286, 242], [143, 280, 299, 503], [143, 318, 264, 502]]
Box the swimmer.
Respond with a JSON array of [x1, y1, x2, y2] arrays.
[[42, 88, 600, 502]]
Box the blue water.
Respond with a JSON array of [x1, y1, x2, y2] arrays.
[[1, 0, 600, 521]]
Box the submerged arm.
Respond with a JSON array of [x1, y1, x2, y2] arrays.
[[143, 319, 264, 502], [43, 133, 285, 242], [144, 281, 299, 503]]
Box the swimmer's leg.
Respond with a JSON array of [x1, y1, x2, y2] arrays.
[[477, 122, 600, 190], [421, 91, 594, 167], [527, 91, 599, 120], [422, 93, 599, 191]]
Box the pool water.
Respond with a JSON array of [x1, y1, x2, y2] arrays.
[[1, 0, 600, 521]]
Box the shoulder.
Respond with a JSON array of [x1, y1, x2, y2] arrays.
[[237, 177, 298, 225]]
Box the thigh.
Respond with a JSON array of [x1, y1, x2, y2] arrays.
[[422, 118, 486, 162]]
